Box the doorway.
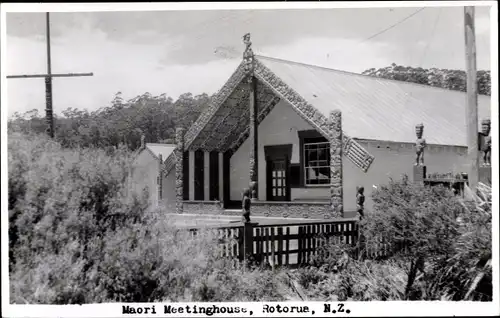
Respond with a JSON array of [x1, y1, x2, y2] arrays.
[[265, 144, 292, 201]]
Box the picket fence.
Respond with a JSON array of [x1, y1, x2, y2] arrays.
[[186, 219, 372, 267]]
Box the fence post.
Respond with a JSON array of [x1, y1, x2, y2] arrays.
[[243, 222, 257, 265]]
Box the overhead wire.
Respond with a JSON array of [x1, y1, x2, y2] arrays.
[[325, 7, 427, 59], [358, 7, 427, 45]]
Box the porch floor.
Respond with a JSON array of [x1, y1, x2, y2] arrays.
[[169, 211, 358, 228]]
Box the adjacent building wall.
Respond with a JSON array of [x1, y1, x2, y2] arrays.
[[230, 99, 469, 212], [132, 150, 159, 206], [161, 171, 176, 212], [132, 150, 177, 212]]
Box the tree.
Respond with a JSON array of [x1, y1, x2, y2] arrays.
[[362, 64, 491, 96], [8, 91, 212, 151]]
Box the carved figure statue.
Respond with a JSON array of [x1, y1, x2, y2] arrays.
[[415, 123, 426, 166], [479, 119, 491, 166], [356, 186, 365, 219], [242, 188, 251, 223], [249, 181, 257, 200], [242, 33, 254, 76]]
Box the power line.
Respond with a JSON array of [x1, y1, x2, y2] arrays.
[[325, 7, 427, 59], [359, 7, 426, 44]]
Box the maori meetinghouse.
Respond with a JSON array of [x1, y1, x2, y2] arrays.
[[132, 33, 491, 219]]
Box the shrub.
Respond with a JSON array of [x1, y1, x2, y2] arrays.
[[8, 133, 286, 303], [305, 176, 492, 301]]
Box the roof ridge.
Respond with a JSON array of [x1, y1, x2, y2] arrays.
[[255, 54, 490, 97]]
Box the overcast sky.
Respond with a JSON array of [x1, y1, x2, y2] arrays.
[[4, 5, 493, 117]]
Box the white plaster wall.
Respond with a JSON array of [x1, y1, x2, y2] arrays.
[[132, 150, 159, 206], [161, 171, 176, 212], [231, 99, 316, 200], [229, 99, 470, 212]]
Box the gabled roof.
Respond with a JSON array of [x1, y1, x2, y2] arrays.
[[170, 52, 491, 175], [256, 55, 491, 146], [135, 143, 178, 175], [145, 143, 176, 161], [183, 57, 376, 172]]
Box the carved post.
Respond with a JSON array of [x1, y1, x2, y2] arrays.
[[413, 123, 427, 184], [175, 128, 185, 214], [356, 186, 365, 219], [479, 119, 491, 166], [244, 33, 258, 200], [479, 119, 492, 185], [329, 110, 343, 218], [158, 154, 163, 206]]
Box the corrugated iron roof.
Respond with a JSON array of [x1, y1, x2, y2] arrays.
[[145, 143, 176, 162], [257, 55, 491, 146]]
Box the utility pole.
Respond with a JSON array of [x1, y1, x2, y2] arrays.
[[7, 12, 93, 138], [464, 6, 479, 190]]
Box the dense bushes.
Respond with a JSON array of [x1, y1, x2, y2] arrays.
[[8, 133, 288, 304], [8, 133, 491, 303], [297, 176, 492, 301]]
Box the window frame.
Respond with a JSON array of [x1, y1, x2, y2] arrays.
[[297, 130, 331, 188]]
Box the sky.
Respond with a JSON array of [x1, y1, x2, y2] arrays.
[[4, 4, 493, 118]]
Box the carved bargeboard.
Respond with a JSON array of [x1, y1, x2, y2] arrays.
[[254, 59, 374, 172], [184, 61, 247, 150]]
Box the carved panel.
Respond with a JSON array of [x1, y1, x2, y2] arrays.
[[308, 205, 328, 219], [192, 86, 249, 151], [183, 202, 202, 214], [224, 80, 277, 153], [252, 204, 270, 216], [329, 111, 343, 218], [175, 128, 185, 214], [184, 61, 247, 149], [162, 152, 176, 175]]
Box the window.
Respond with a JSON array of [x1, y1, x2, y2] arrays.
[[303, 137, 330, 185]]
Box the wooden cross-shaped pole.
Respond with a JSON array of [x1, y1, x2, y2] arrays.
[[7, 12, 93, 138], [464, 6, 479, 190]]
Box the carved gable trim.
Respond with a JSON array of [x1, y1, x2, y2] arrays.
[[254, 58, 375, 172], [184, 61, 248, 150]]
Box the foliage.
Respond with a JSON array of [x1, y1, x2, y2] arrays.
[[297, 176, 492, 301], [362, 64, 491, 96], [8, 133, 492, 303], [8, 91, 211, 150], [8, 133, 285, 304]]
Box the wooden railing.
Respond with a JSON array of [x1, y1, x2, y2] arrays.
[[187, 219, 359, 267]]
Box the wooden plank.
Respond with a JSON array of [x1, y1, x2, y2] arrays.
[[266, 228, 271, 266], [285, 227, 290, 266], [238, 227, 244, 261], [306, 225, 311, 264], [297, 226, 303, 265], [277, 227, 283, 266], [312, 224, 317, 259], [270, 227, 276, 269], [255, 228, 261, 262], [231, 229, 237, 258]]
